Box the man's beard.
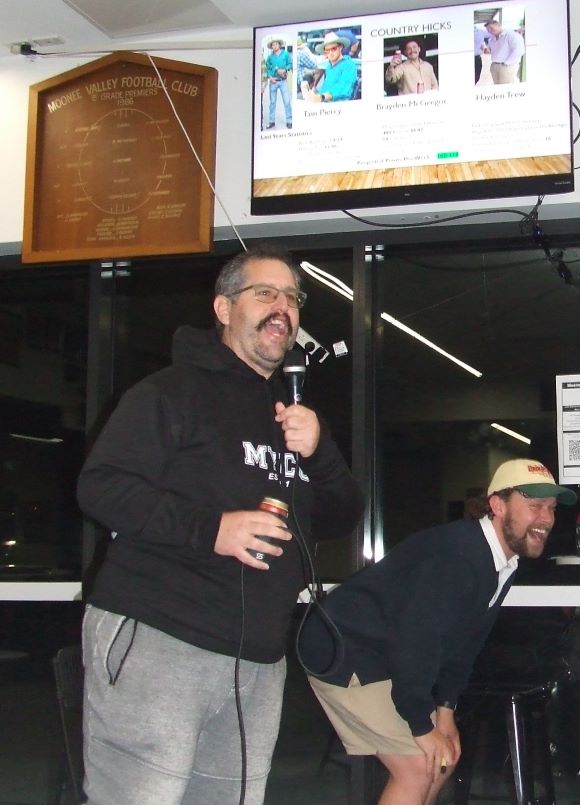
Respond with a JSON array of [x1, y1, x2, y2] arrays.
[[252, 312, 294, 368], [503, 511, 547, 559]]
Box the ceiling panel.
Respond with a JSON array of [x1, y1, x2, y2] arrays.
[[62, 0, 230, 38]]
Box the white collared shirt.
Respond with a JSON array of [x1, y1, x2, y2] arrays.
[[479, 516, 519, 607]]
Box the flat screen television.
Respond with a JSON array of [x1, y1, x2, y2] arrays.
[[251, 0, 573, 215]]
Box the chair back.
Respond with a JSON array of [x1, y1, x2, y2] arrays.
[[52, 644, 85, 804]]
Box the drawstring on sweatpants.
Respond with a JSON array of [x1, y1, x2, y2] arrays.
[[106, 617, 138, 685]]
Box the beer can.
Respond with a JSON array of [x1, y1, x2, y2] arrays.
[[248, 497, 289, 563]]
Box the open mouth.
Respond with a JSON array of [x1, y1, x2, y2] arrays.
[[528, 527, 548, 546], [259, 313, 292, 338]]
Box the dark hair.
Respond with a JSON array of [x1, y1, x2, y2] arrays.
[[402, 38, 423, 55], [464, 495, 490, 520], [487, 487, 517, 519], [465, 487, 516, 520], [214, 243, 302, 332]]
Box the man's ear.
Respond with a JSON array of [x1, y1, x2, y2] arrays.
[[488, 493, 506, 519], [213, 295, 231, 327]]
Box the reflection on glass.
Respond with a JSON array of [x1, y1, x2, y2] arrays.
[[0, 272, 88, 581], [376, 245, 580, 556]]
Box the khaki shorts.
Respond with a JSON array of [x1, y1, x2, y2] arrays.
[[309, 674, 434, 756]]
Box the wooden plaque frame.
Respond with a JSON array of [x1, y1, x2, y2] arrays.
[[22, 51, 218, 263]]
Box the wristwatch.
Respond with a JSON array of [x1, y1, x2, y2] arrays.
[[320, 93, 326, 102]]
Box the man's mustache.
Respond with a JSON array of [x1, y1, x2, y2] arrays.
[[257, 312, 293, 335]]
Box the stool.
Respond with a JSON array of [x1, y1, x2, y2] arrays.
[[453, 680, 556, 805]]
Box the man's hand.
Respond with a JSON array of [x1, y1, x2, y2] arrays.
[[306, 89, 322, 103], [274, 401, 320, 457], [414, 727, 456, 782], [436, 706, 461, 765], [214, 510, 292, 569]]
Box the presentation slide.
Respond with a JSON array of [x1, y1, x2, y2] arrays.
[[252, 0, 572, 208]]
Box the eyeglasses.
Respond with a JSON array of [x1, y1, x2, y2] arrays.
[[227, 283, 307, 309], [324, 45, 340, 53]]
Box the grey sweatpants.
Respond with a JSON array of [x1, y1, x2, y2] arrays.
[[82, 605, 286, 805]]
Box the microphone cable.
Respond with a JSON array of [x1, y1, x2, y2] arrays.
[[232, 398, 295, 805], [281, 351, 347, 678], [233, 418, 295, 805], [233, 385, 347, 805], [287, 453, 346, 680], [234, 565, 248, 805], [233, 472, 346, 805]]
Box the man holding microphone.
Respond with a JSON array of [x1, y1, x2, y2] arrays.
[[78, 243, 363, 805]]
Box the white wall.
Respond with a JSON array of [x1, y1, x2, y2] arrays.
[[1, 5, 578, 253]]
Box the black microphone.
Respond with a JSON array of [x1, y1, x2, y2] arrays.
[[283, 348, 306, 404]]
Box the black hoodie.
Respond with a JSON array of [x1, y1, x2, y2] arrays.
[[78, 327, 364, 663]]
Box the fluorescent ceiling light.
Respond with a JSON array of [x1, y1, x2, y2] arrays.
[[379, 312, 482, 378], [9, 433, 63, 444], [490, 422, 531, 445], [300, 261, 354, 302], [300, 261, 483, 378]]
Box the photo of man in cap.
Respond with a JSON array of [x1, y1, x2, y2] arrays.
[[301, 31, 359, 103], [298, 458, 575, 805], [265, 36, 293, 129]]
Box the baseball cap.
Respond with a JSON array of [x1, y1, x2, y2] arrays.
[[487, 459, 576, 505]]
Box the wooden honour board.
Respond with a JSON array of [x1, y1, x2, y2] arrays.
[[22, 51, 218, 263]]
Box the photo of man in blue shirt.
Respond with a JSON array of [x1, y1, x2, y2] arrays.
[[265, 37, 293, 129], [301, 31, 359, 103]]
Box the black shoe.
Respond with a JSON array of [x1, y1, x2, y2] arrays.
[[267, 123, 275, 129], [287, 123, 292, 129]]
